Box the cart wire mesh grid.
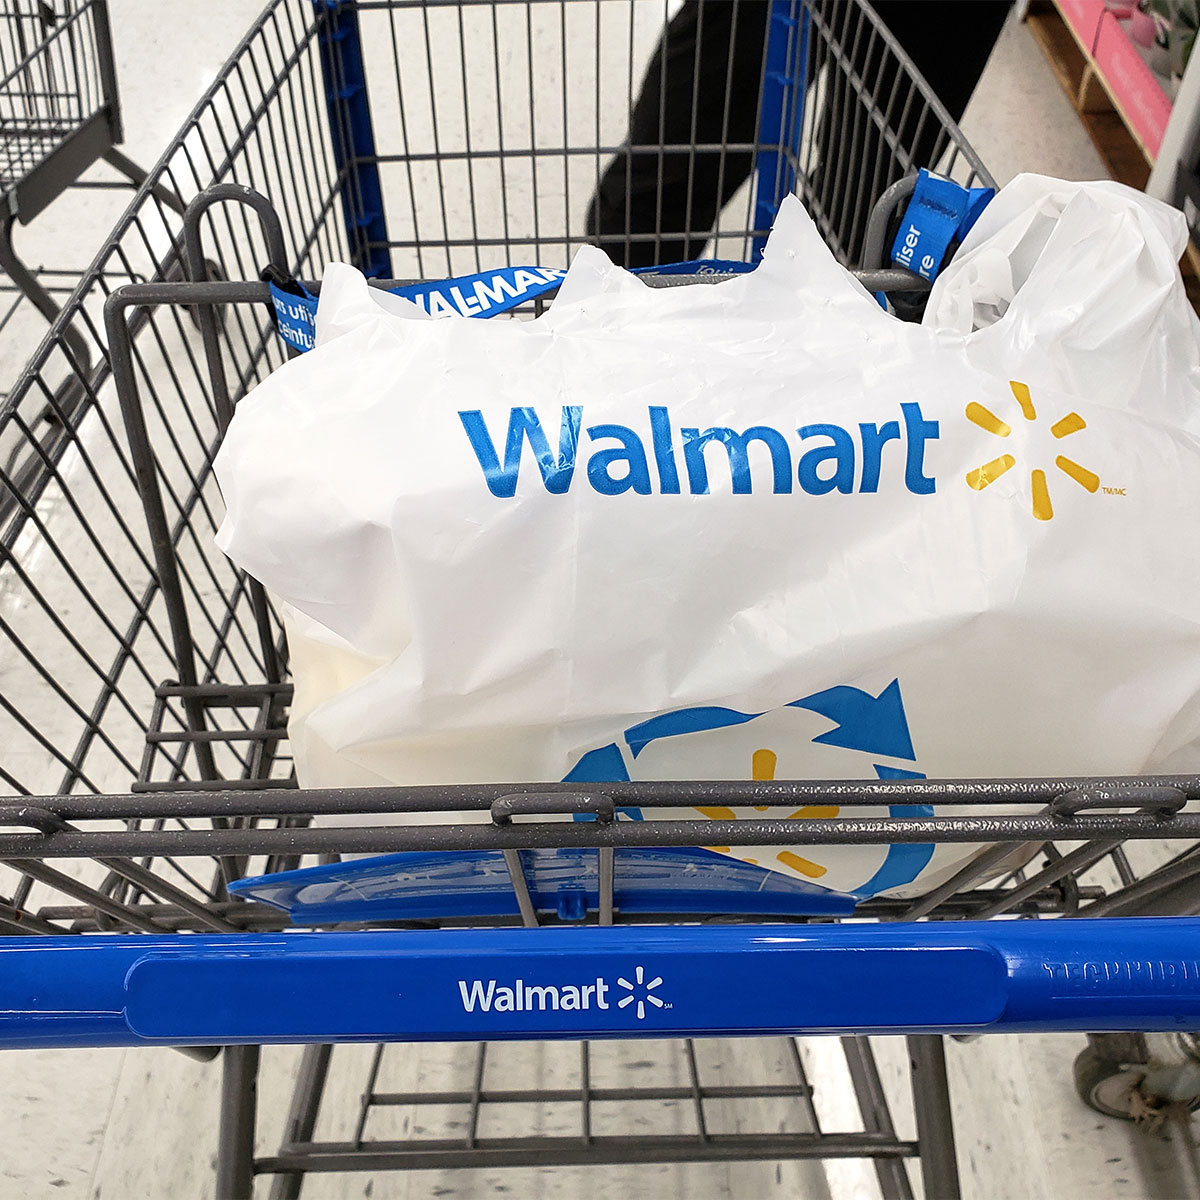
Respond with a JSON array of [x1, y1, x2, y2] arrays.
[[0, 1, 107, 191], [1, 1, 1199, 1197]]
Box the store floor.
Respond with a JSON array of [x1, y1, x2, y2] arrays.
[[1, 5, 1194, 1198]]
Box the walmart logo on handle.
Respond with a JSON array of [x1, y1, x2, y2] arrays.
[[456, 968, 669, 1020], [617, 966, 667, 1020]]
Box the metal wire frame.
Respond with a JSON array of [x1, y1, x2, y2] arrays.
[[0, 3, 1186, 1193], [0, 0, 354, 947], [244, 1038, 915, 1175], [0, 0, 1188, 951], [787, 0, 992, 264], [7, 262, 1187, 1200], [0, 0, 995, 929], [0, 0, 992, 799], [7, 759, 1200, 928], [10, 253, 1200, 1189], [0, 0, 344, 801], [10, 776, 1200, 865], [208, 1035, 948, 1199], [0, 0, 193, 376], [322, 0, 993, 277], [0, 1, 107, 191]]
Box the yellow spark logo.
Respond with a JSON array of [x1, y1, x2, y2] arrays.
[[695, 746, 836, 879], [965, 381, 1098, 521]]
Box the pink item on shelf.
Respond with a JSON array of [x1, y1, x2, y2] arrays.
[[1058, 0, 1107, 49], [1129, 6, 1157, 46], [1094, 12, 1172, 155]]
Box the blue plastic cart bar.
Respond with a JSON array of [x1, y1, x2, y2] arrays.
[[4, 919, 1200, 1049], [314, 0, 392, 277], [752, 0, 808, 260]]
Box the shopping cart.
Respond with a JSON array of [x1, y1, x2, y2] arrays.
[[0, 0, 185, 370], [3, 2, 1200, 1197]]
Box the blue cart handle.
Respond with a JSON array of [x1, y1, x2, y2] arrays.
[[3, 919, 1200, 1048]]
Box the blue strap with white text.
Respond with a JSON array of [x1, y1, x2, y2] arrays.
[[268, 259, 756, 353], [890, 169, 993, 281]]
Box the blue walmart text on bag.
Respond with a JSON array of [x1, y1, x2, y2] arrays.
[[458, 404, 940, 497]]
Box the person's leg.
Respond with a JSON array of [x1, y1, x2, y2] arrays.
[[589, 1, 1011, 269], [812, 1, 1011, 264], [587, 0, 769, 267], [876, 0, 1012, 132]]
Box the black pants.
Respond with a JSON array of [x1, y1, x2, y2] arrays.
[[587, 0, 1011, 267]]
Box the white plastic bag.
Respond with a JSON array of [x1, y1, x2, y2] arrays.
[[215, 175, 1200, 900]]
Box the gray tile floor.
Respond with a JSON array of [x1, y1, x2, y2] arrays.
[[1, 5, 1195, 1199]]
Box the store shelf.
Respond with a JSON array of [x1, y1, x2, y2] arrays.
[[1025, 0, 1200, 306], [1025, 0, 1173, 188]]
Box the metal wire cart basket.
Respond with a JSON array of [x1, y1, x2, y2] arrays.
[[2, 2, 1200, 1197], [0, 0, 183, 372]]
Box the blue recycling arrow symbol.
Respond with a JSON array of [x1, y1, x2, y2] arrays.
[[787, 679, 915, 760], [562, 678, 933, 898], [572, 679, 915, 768]]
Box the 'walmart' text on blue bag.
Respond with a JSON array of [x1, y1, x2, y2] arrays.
[[458, 405, 940, 498]]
